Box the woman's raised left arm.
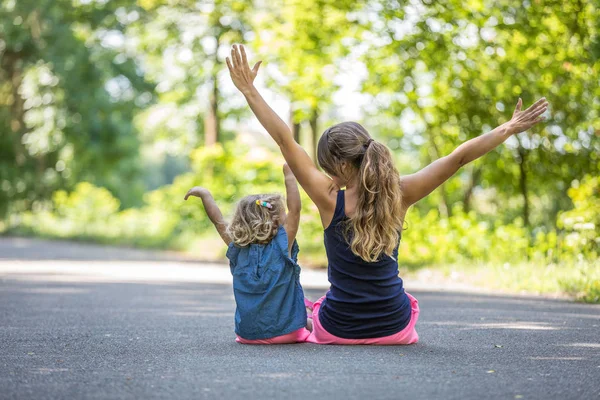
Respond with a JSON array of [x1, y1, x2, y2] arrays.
[[401, 97, 548, 207]]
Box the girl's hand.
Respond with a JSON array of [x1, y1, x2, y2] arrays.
[[506, 97, 549, 135], [226, 44, 262, 95], [184, 187, 231, 245], [184, 186, 209, 200], [283, 163, 295, 178]]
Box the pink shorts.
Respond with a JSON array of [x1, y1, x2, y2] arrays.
[[236, 327, 311, 345], [305, 292, 420, 345]]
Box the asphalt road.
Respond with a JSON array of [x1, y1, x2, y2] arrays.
[[1, 237, 599, 400]]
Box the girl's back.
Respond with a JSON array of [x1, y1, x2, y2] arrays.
[[227, 225, 306, 340], [184, 164, 311, 343], [319, 190, 412, 339]]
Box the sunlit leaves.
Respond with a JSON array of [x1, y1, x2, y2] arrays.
[[0, 0, 151, 213], [363, 0, 599, 226]]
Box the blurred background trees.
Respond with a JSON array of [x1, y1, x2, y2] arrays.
[[1, 0, 598, 300], [0, 0, 154, 212]]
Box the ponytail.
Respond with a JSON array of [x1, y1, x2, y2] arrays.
[[351, 141, 403, 262], [317, 122, 404, 262]]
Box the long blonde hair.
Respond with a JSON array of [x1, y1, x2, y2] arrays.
[[226, 194, 285, 246], [317, 122, 403, 262]]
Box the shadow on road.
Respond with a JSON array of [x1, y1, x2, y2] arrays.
[[0, 236, 209, 263]]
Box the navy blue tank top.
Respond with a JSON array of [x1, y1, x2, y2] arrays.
[[318, 190, 412, 339]]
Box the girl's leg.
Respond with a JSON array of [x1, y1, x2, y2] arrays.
[[305, 297, 314, 332], [306, 318, 313, 332]]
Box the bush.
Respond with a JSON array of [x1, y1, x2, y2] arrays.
[[559, 261, 600, 303], [12, 182, 179, 248], [400, 208, 532, 267], [143, 141, 326, 263], [558, 175, 599, 260]]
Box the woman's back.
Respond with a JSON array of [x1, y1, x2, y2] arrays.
[[318, 190, 412, 339]]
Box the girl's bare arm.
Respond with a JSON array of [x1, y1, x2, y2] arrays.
[[184, 187, 231, 245], [282, 164, 301, 254]]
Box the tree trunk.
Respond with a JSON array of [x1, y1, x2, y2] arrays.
[[463, 166, 481, 213], [517, 145, 529, 227], [514, 137, 531, 261], [438, 180, 451, 217], [289, 103, 300, 143], [292, 121, 301, 144], [204, 76, 219, 146], [428, 136, 451, 217], [309, 109, 319, 161], [3, 51, 27, 166], [204, 30, 222, 146]]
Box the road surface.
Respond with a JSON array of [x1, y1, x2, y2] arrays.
[[1, 237, 599, 399]]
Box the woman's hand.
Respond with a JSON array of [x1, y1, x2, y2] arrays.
[[506, 97, 549, 135], [226, 44, 262, 96], [184, 186, 209, 200]]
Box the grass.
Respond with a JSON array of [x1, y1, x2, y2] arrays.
[[405, 261, 600, 303]]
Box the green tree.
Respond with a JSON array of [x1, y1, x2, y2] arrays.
[[133, 0, 252, 147], [363, 0, 600, 227], [254, 0, 365, 158], [0, 0, 152, 214]]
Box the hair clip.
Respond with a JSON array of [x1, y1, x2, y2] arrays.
[[255, 200, 273, 209]]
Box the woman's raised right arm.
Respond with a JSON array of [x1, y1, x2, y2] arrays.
[[226, 45, 337, 224]]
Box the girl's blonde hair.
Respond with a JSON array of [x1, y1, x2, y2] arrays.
[[317, 121, 403, 262], [226, 194, 285, 246]]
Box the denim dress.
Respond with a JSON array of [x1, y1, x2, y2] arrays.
[[226, 226, 307, 340]]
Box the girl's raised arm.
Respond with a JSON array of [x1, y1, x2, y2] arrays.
[[184, 187, 231, 245], [226, 45, 337, 224], [401, 98, 548, 207], [282, 164, 300, 254]]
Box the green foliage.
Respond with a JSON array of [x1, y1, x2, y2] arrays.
[[255, 0, 363, 120], [560, 264, 600, 304], [53, 182, 120, 224], [253, 0, 368, 157], [131, 0, 253, 147], [401, 208, 526, 266], [362, 0, 600, 227], [130, 141, 326, 261], [0, 0, 152, 214], [9, 140, 598, 301], [557, 175, 600, 260], [8, 141, 326, 262], [12, 182, 178, 247], [424, 259, 600, 303]]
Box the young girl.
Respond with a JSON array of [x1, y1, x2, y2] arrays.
[[226, 44, 548, 345], [184, 164, 311, 344]]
